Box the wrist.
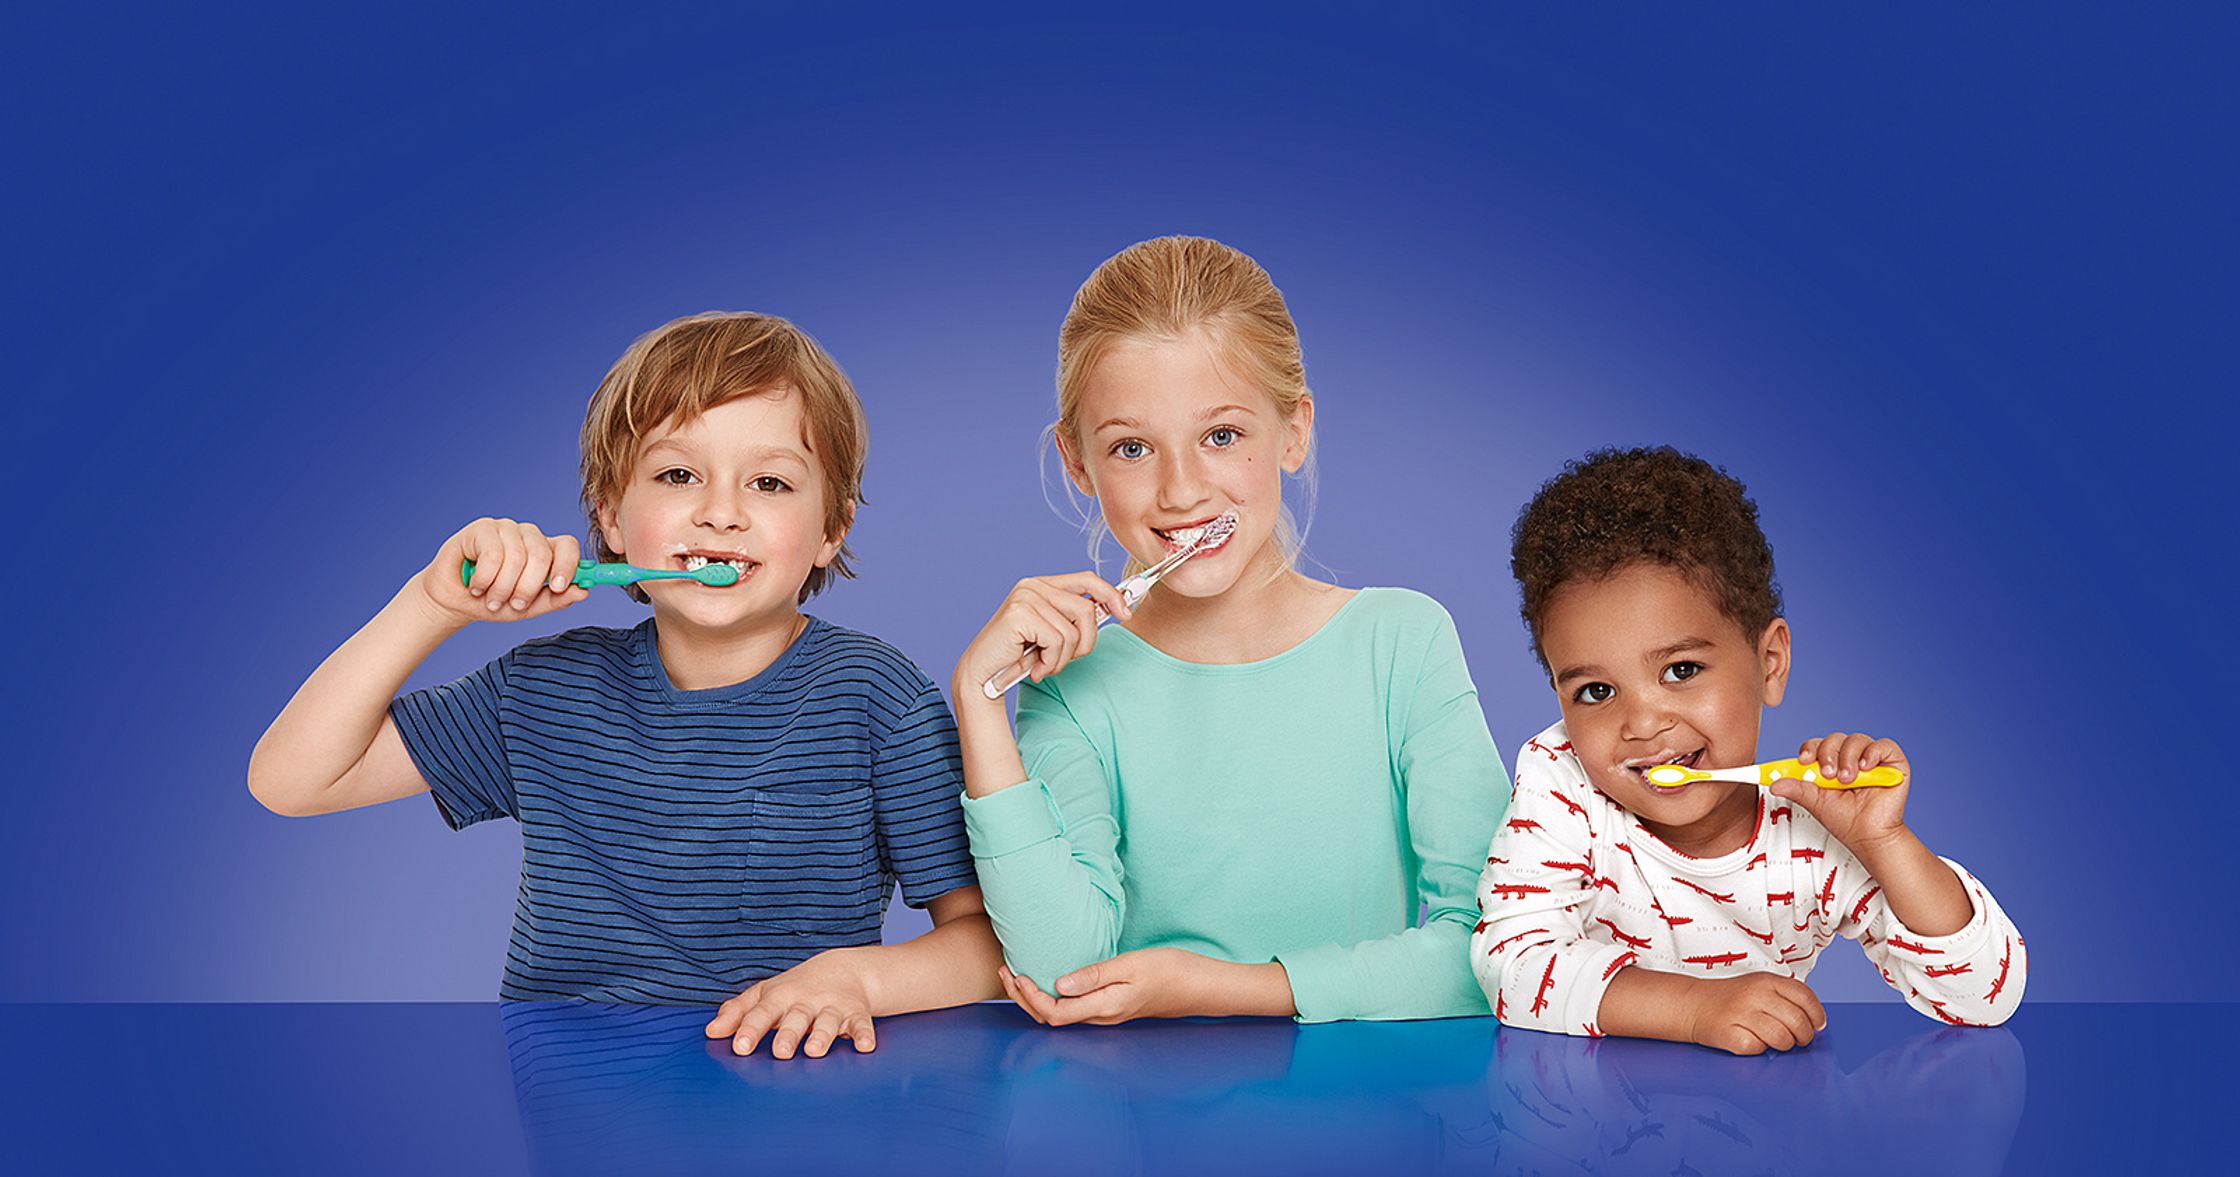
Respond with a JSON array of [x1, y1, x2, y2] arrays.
[[394, 577, 475, 639], [1844, 824, 1921, 872]]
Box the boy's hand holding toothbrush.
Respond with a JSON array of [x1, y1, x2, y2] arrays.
[[415, 518, 592, 627], [1765, 731, 1914, 857]]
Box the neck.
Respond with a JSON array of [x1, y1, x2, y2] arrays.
[[653, 608, 808, 691], [1125, 539, 1338, 663]]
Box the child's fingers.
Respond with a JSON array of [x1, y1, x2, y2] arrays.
[[705, 986, 761, 1037], [460, 519, 506, 598], [800, 1009, 844, 1058], [1765, 993, 1817, 1047], [844, 1014, 876, 1053], [485, 523, 530, 613], [1862, 737, 1905, 773], [512, 528, 556, 612], [729, 1003, 784, 1056], [767, 1007, 814, 1060], [1041, 572, 1132, 622], [1777, 977, 1829, 1031], [549, 534, 582, 593], [1743, 1008, 1798, 1051]]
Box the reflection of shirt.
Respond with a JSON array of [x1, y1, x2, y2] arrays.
[[1472, 721, 2027, 1036], [964, 588, 1510, 1022], [390, 617, 977, 1003]]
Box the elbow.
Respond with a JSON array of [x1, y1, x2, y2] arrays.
[[245, 744, 316, 818]]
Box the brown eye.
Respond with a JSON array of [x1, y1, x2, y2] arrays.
[[1574, 682, 1615, 704], [1663, 662, 1703, 683]]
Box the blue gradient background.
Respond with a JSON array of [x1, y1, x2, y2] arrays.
[[5, 6, 2230, 1003]]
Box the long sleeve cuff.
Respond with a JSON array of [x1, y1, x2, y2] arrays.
[[1274, 942, 1355, 1024], [960, 779, 1065, 858]]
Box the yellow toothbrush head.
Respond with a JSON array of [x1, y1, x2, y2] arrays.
[[1643, 764, 1708, 787]]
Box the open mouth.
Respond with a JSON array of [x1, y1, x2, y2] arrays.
[[677, 552, 756, 585], [1152, 514, 1237, 557], [1627, 747, 1705, 794]]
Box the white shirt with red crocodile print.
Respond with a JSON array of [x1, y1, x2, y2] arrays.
[[1471, 721, 2026, 1038]]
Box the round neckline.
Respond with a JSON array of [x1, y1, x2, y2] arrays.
[[636, 614, 823, 707], [1625, 791, 1767, 873], [1099, 587, 1373, 675]]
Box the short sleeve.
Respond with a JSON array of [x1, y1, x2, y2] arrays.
[[388, 653, 517, 830], [868, 674, 979, 907]]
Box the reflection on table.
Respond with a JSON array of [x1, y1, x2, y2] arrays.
[[502, 1002, 2024, 1176]]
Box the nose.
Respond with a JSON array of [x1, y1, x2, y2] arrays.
[[1155, 449, 1214, 517], [1615, 691, 1676, 746], [693, 482, 752, 533]]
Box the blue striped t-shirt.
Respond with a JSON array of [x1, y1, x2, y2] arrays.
[[389, 616, 978, 1004]]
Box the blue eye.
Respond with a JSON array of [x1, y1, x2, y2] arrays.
[[1574, 682, 1615, 705], [1207, 427, 1239, 447], [1663, 662, 1702, 684], [1112, 440, 1148, 461], [751, 476, 791, 493], [656, 468, 696, 486]]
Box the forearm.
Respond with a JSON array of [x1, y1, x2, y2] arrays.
[[949, 685, 1030, 800], [842, 914, 1007, 1017], [1851, 828, 1970, 936], [1597, 966, 1710, 1044], [249, 581, 463, 812], [1284, 918, 1492, 1022], [1191, 960, 1297, 1018]]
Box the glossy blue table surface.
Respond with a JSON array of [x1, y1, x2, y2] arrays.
[[1, 1002, 2224, 1174]]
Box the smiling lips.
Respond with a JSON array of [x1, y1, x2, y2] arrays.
[[1624, 747, 1706, 794], [676, 551, 755, 586], [1151, 515, 1236, 557]]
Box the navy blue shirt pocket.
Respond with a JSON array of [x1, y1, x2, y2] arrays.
[[740, 777, 882, 936]]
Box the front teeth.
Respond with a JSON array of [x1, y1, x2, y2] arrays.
[[682, 555, 749, 574]]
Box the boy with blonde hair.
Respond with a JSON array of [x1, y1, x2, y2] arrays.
[[251, 313, 999, 1058]]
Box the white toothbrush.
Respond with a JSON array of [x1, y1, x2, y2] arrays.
[[980, 512, 1238, 699]]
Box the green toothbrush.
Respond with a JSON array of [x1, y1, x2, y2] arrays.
[[460, 559, 740, 590]]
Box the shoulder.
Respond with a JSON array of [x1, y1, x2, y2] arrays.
[[1348, 586, 1458, 631], [1511, 720, 1605, 809], [499, 623, 646, 676], [796, 618, 943, 708]]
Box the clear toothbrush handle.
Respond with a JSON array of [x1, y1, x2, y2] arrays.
[[980, 576, 1148, 699]]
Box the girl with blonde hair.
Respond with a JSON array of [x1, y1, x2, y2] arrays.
[[952, 237, 1510, 1023]]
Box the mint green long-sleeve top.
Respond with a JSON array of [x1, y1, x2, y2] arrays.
[[960, 588, 1510, 1022]]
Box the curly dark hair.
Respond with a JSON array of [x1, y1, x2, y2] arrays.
[[1510, 447, 1783, 669]]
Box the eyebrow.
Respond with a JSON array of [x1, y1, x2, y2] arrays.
[[1552, 638, 1717, 687], [1092, 404, 1260, 435], [641, 439, 809, 468]]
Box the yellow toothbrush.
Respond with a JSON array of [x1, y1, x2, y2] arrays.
[[1643, 758, 1904, 789]]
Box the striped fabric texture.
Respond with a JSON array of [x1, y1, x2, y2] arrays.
[[390, 617, 977, 1004]]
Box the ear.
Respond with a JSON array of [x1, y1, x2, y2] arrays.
[[814, 501, 855, 569], [1279, 393, 1315, 475], [1757, 617, 1792, 707], [594, 499, 625, 557], [1054, 427, 1097, 499]]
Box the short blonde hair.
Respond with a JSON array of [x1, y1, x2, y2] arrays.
[[579, 312, 865, 603], [1053, 236, 1317, 570]]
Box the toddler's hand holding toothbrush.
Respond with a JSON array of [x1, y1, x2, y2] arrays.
[[1765, 731, 1914, 855]]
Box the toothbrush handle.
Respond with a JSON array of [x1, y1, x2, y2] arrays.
[[1761, 759, 1906, 789], [460, 559, 631, 589], [979, 576, 1148, 699]]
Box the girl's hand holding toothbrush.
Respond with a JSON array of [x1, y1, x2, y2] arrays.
[[1766, 731, 1914, 855], [416, 518, 592, 626], [954, 573, 1134, 702]]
